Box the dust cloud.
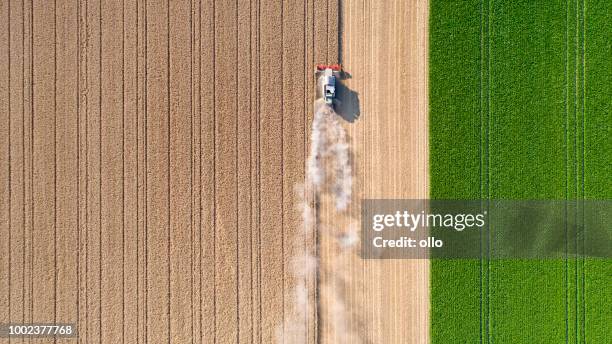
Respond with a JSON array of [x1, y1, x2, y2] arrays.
[[278, 102, 361, 344]]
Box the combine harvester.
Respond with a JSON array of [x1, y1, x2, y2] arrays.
[[315, 64, 343, 110]]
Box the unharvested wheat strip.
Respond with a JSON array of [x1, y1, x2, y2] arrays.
[[145, 0, 171, 341], [313, 0, 328, 67], [199, 0, 216, 340], [189, 2, 203, 343], [213, 0, 239, 342], [100, 0, 125, 341], [236, 0, 254, 342], [31, 0, 56, 325], [248, 1, 262, 341], [168, 0, 194, 342], [135, 0, 148, 341], [8, 2, 26, 339], [279, 0, 307, 342], [259, 0, 285, 342], [0, 0, 10, 330], [76, 0, 88, 341], [327, 0, 339, 64], [85, 0, 103, 341], [122, 0, 139, 341], [55, 0, 79, 332], [303, 1, 318, 342], [22, 0, 34, 336]]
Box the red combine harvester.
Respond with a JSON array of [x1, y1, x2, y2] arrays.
[[316, 64, 342, 106]]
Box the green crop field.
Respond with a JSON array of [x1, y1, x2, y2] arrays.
[[429, 0, 611, 342]]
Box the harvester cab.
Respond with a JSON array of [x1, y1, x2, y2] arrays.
[[316, 64, 342, 106]]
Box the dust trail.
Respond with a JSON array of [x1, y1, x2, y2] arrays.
[[308, 102, 352, 209], [279, 103, 360, 344]]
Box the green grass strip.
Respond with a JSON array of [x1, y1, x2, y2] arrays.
[[582, 1, 612, 342], [429, 0, 611, 342]]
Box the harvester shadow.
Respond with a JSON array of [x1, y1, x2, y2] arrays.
[[335, 78, 361, 123]]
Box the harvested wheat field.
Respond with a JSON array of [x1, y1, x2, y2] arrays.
[[0, 0, 429, 343], [315, 0, 429, 343]]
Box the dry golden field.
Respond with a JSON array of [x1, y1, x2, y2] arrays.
[[0, 0, 428, 343]]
